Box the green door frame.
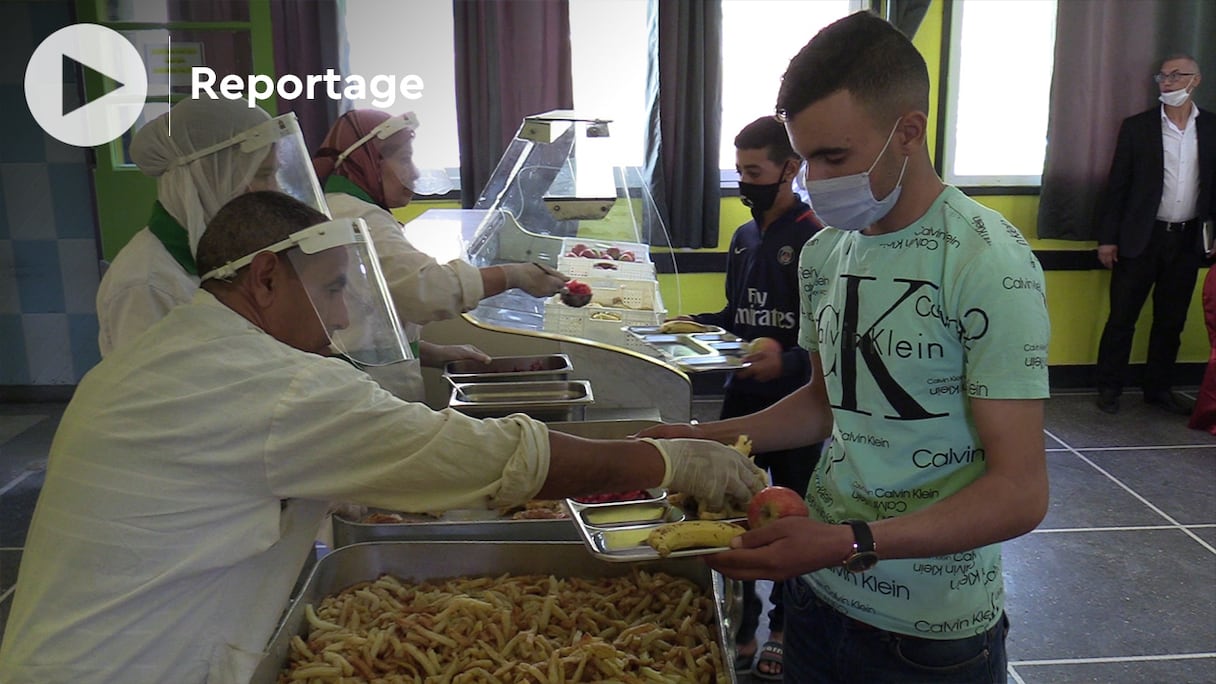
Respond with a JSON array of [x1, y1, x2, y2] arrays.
[[74, 0, 277, 261]]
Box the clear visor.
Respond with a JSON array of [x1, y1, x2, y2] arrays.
[[338, 112, 454, 196], [286, 220, 410, 366], [175, 113, 331, 217], [201, 218, 410, 366], [242, 115, 331, 217]]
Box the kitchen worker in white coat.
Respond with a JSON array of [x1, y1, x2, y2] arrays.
[[0, 191, 765, 684], [312, 109, 570, 399], [95, 97, 330, 356]]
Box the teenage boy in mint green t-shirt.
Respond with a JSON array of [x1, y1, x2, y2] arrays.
[[640, 12, 1049, 683]]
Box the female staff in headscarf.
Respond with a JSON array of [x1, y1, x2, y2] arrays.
[[95, 98, 328, 356], [313, 110, 568, 320], [313, 110, 569, 399]]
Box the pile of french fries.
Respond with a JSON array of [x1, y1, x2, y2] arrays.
[[279, 570, 727, 683]]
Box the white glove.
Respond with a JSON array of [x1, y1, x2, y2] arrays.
[[640, 437, 769, 512], [503, 262, 569, 297]]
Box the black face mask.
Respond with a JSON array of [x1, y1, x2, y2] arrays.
[[738, 162, 793, 222]]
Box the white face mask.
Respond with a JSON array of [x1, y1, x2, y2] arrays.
[[1159, 83, 1192, 107], [804, 119, 909, 232]]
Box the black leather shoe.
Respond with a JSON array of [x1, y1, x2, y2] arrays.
[[1096, 391, 1119, 414], [1144, 392, 1193, 415]]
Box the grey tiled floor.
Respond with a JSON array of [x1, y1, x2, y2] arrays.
[[1, 393, 1213, 682]]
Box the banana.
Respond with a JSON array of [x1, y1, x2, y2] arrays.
[[658, 320, 710, 334], [646, 520, 746, 557], [732, 434, 753, 458]]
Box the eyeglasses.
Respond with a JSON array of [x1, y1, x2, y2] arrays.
[[1153, 71, 1196, 84]]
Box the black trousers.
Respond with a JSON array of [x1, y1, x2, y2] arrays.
[[720, 390, 821, 645], [1095, 225, 1203, 396]]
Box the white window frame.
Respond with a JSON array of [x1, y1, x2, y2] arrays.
[[941, 0, 1058, 188]]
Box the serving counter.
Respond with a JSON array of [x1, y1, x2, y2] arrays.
[[405, 111, 694, 423]]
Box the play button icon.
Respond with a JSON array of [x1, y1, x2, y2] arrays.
[[25, 24, 147, 147]]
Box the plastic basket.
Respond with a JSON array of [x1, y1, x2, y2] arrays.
[[559, 237, 655, 280], [543, 298, 665, 350]]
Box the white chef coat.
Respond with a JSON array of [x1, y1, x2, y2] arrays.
[[95, 227, 198, 357], [325, 193, 485, 324], [0, 290, 551, 684]]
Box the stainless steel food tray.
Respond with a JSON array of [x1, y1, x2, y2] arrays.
[[443, 353, 572, 384], [625, 327, 751, 372], [565, 495, 742, 562], [250, 541, 739, 684], [332, 509, 579, 547], [448, 379, 594, 420]]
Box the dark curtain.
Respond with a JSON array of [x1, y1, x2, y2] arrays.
[[642, 0, 721, 249], [269, 0, 345, 151], [1037, 0, 1216, 240], [453, 0, 574, 209]]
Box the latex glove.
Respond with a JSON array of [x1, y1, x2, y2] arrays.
[[503, 262, 569, 297], [640, 437, 769, 512], [419, 341, 492, 368]]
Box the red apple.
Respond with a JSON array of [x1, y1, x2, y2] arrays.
[[747, 486, 809, 529]]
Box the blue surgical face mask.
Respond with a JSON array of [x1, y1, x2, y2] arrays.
[[805, 119, 908, 232]]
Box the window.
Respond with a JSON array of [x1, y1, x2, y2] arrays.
[[943, 0, 1057, 186], [719, 0, 859, 175], [344, 0, 460, 175], [569, 0, 649, 168]]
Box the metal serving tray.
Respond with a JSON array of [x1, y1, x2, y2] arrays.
[[625, 327, 751, 372], [332, 508, 578, 547], [250, 541, 739, 684], [565, 495, 742, 562], [448, 379, 594, 421], [443, 353, 572, 384]]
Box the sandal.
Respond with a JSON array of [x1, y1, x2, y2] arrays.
[[752, 640, 784, 681]]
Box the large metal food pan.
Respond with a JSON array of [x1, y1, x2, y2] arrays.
[[251, 541, 739, 684], [332, 511, 579, 547], [448, 380, 594, 421], [443, 353, 572, 384]]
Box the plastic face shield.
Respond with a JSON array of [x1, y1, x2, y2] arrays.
[[173, 112, 331, 217], [336, 112, 454, 196], [200, 218, 410, 366]]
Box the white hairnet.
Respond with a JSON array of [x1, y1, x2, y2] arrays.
[[130, 99, 273, 256]]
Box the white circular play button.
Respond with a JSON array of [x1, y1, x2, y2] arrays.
[[24, 23, 148, 147]]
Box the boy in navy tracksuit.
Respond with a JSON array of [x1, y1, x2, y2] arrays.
[[685, 116, 823, 680]]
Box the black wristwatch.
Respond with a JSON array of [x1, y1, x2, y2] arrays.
[[842, 519, 879, 573]]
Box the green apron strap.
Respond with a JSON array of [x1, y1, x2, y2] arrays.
[[146, 201, 197, 275], [324, 174, 378, 206]]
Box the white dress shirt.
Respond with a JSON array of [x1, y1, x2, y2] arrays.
[[1157, 103, 1200, 222]]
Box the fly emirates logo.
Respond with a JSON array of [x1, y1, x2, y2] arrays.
[[734, 288, 796, 329]]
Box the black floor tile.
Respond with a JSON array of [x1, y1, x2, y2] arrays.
[[0, 590, 10, 650], [1044, 394, 1209, 450], [1012, 658, 1216, 683], [1037, 452, 1166, 529], [1076, 448, 1216, 525], [1003, 528, 1216, 661], [0, 470, 45, 547], [0, 413, 54, 485], [0, 549, 20, 596]]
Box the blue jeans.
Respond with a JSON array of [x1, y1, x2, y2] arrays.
[[783, 578, 1009, 683]]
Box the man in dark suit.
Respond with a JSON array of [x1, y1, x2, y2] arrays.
[[1095, 53, 1215, 415]]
